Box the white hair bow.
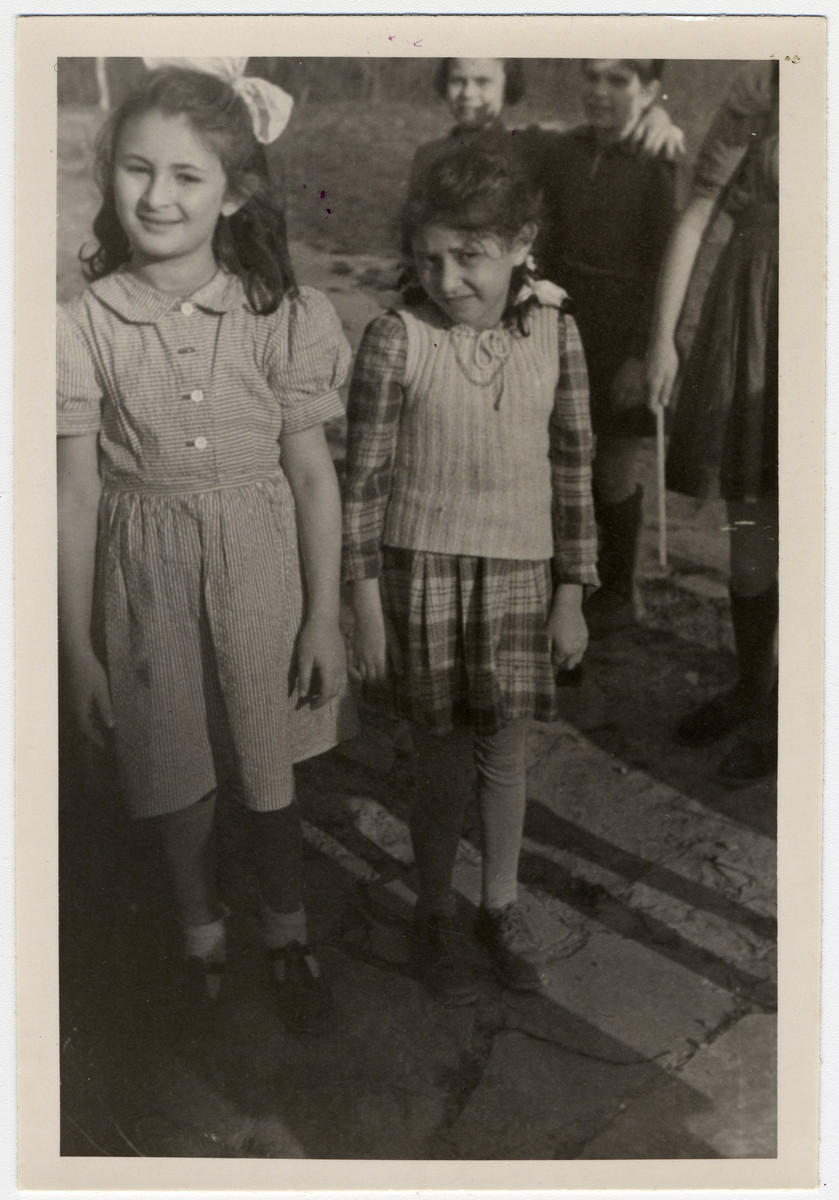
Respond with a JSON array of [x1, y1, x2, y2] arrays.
[[142, 57, 294, 144]]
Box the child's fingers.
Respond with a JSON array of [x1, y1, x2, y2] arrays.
[[314, 658, 347, 709], [295, 653, 313, 704]]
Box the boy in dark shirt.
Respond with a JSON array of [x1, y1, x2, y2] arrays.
[[536, 60, 681, 634]]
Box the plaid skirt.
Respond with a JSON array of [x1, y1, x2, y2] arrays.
[[375, 547, 560, 736]]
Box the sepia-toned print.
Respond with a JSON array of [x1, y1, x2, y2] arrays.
[[15, 14, 825, 1194]]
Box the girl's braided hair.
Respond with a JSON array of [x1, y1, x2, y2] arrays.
[[81, 67, 296, 313]]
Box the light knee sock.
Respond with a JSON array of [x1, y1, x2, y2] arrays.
[[261, 905, 321, 981], [260, 903, 307, 950], [184, 915, 227, 966], [475, 722, 528, 912]]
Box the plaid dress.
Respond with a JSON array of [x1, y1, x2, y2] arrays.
[[343, 299, 598, 736], [58, 272, 353, 818]]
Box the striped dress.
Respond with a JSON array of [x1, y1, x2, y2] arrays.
[[58, 270, 352, 819], [343, 297, 598, 736]]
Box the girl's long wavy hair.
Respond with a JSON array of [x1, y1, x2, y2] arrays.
[[81, 67, 296, 313], [399, 146, 542, 332]]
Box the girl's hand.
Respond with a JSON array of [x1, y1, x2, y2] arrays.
[[349, 578, 401, 684], [67, 650, 114, 748], [628, 105, 686, 160], [295, 616, 347, 710], [351, 606, 388, 684], [547, 585, 588, 672], [609, 357, 646, 409], [645, 337, 680, 411]]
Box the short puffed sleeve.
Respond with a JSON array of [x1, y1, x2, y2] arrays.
[[269, 286, 351, 434], [56, 303, 103, 436], [693, 61, 775, 196]]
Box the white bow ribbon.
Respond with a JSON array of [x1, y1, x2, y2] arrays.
[[514, 256, 569, 310], [142, 57, 293, 144]]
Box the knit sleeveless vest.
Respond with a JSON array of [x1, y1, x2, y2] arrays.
[[383, 305, 560, 560]]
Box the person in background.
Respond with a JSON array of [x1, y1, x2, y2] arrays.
[[58, 65, 351, 1033], [343, 147, 597, 1005], [645, 61, 779, 786], [409, 57, 684, 190], [535, 60, 682, 634]]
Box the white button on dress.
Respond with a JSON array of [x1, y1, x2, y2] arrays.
[[193, 435, 208, 450], [180, 302, 196, 315], [190, 389, 204, 403]]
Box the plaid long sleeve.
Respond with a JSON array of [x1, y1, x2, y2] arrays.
[[550, 313, 599, 587], [342, 313, 407, 581]]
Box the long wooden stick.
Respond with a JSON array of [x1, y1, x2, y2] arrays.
[[655, 406, 667, 570]]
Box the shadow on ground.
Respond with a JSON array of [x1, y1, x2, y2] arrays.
[[59, 582, 777, 1160]]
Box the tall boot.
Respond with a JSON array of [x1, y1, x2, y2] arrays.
[[584, 486, 645, 638], [676, 581, 778, 747]]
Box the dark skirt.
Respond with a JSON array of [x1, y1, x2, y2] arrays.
[[666, 205, 779, 502], [371, 547, 561, 737]]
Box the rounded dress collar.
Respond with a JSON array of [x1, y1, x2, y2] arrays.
[[88, 268, 247, 324]]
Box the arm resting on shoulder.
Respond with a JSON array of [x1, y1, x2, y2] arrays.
[[629, 104, 685, 159]]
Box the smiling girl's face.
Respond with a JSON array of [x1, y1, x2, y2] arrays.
[[445, 59, 507, 131], [412, 223, 533, 331], [114, 109, 243, 286]]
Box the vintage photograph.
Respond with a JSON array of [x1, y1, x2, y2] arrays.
[[14, 12, 825, 1192]]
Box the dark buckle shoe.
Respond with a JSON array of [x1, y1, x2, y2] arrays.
[[184, 956, 226, 1003], [413, 914, 478, 1006], [165, 957, 227, 1043], [675, 685, 755, 747], [269, 942, 334, 1035], [475, 904, 546, 992]]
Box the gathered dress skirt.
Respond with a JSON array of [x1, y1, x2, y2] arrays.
[[95, 475, 354, 819]]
